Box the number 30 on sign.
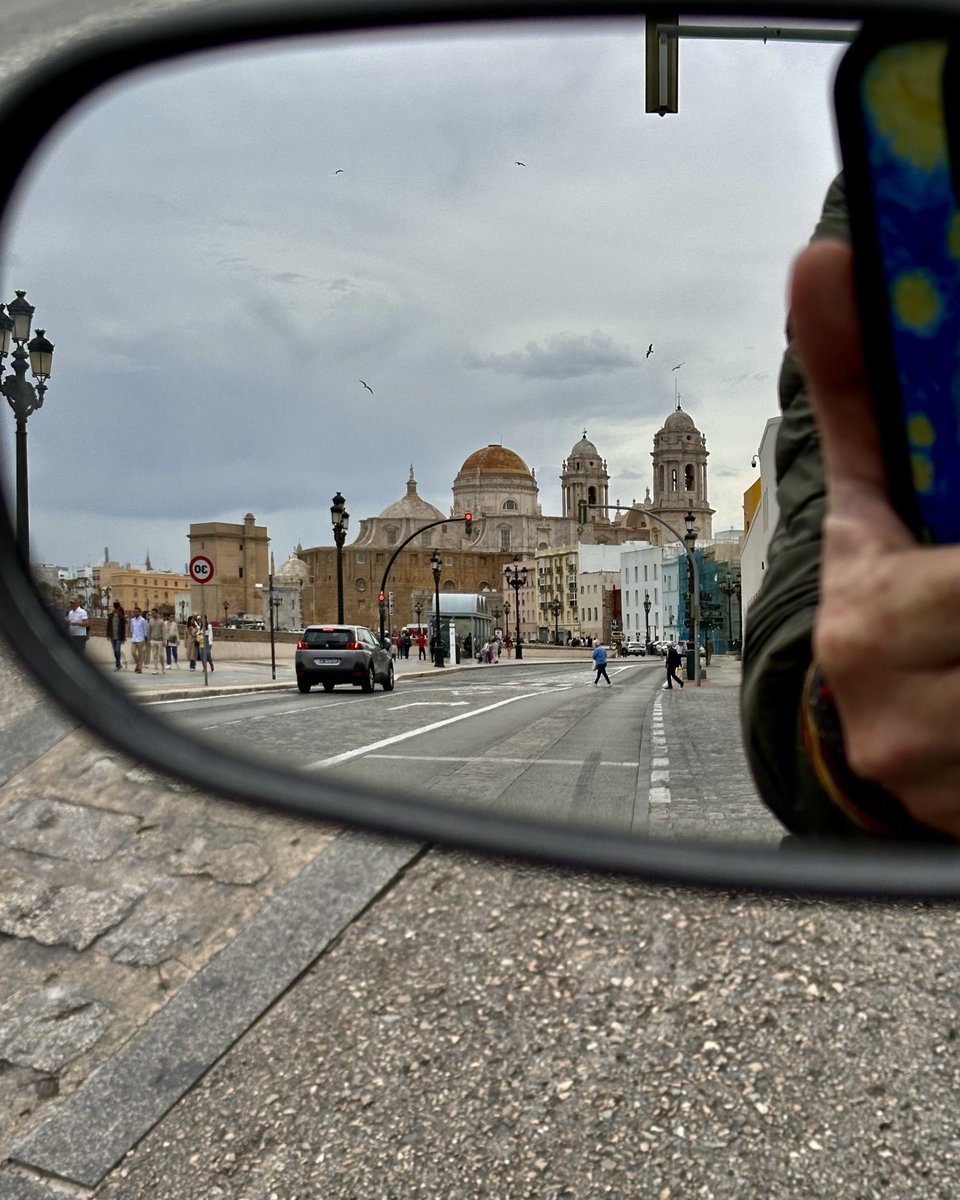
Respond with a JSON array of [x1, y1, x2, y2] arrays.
[[189, 555, 215, 584]]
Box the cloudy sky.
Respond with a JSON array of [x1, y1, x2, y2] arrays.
[[0, 10, 851, 573]]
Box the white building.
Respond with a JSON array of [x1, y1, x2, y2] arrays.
[[740, 416, 782, 626], [619, 543, 667, 646]]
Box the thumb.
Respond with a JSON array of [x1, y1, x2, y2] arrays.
[[788, 238, 912, 549]]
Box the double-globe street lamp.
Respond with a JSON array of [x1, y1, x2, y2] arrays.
[[643, 589, 651, 649], [330, 491, 349, 624], [0, 292, 54, 560], [717, 568, 742, 651], [430, 549, 444, 667], [548, 595, 562, 645], [504, 556, 528, 660]]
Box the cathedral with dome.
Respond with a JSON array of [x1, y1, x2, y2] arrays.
[[292, 406, 714, 630]]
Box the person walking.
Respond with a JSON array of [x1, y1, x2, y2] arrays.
[[163, 613, 180, 668], [666, 643, 684, 689], [416, 632, 427, 660], [128, 606, 148, 673], [66, 598, 90, 652], [592, 641, 611, 686], [106, 601, 126, 670], [148, 608, 167, 674]]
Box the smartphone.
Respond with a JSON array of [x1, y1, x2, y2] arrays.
[[835, 24, 960, 543]]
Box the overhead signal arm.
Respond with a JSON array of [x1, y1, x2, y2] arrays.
[[645, 15, 856, 115]]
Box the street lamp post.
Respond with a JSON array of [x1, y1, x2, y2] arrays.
[[683, 510, 699, 675], [268, 552, 277, 680], [414, 601, 423, 634], [430, 549, 444, 667], [504, 556, 528, 660], [718, 570, 742, 654], [222, 600, 229, 626], [330, 491, 349, 623], [0, 293, 54, 561], [643, 589, 651, 649], [549, 595, 562, 645]]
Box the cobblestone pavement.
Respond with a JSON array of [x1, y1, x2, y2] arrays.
[[0, 647, 776, 1191], [648, 658, 783, 845]]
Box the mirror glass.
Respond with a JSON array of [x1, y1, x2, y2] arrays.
[[0, 17, 852, 845]]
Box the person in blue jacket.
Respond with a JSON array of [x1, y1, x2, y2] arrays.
[[591, 642, 611, 686]]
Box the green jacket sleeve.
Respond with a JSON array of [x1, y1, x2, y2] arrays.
[[740, 174, 935, 840]]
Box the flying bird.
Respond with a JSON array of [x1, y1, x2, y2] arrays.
[[646, 344, 654, 358], [672, 362, 684, 371], [335, 169, 343, 174], [359, 380, 373, 394], [515, 161, 526, 166]]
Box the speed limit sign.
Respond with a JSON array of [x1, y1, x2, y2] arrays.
[[189, 555, 215, 584]]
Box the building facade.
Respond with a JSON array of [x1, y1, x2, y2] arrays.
[[188, 513, 270, 620]]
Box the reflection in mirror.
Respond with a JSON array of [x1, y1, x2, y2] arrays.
[[0, 17, 853, 845]]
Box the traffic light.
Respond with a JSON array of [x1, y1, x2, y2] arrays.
[[388, 591, 395, 614], [464, 511, 472, 535], [577, 500, 588, 524], [645, 12, 679, 115], [378, 591, 385, 604]]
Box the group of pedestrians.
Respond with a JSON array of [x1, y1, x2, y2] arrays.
[[96, 601, 213, 673]]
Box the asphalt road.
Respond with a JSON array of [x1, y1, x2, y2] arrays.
[[158, 660, 663, 833]]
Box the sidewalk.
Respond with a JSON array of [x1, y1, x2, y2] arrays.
[[101, 644, 595, 701], [0, 650, 760, 1193]]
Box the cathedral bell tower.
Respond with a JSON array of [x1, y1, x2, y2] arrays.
[[650, 405, 714, 542], [561, 430, 609, 523]]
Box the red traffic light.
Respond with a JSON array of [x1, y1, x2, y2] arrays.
[[378, 592, 385, 603], [464, 511, 473, 532]]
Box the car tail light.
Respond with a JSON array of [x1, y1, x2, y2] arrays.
[[296, 641, 308, 649], [344, 641, 361, 650]]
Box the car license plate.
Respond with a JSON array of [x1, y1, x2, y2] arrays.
[[315, 658, 340, 666]]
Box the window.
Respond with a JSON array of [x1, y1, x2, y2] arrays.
[[500, 528, 511, 551], [685, 464, 695, 490], [386, 526, 398, 546], [503, 499, 518, 511], [239, 567, 243, 579], [671, 468, 678, 491]]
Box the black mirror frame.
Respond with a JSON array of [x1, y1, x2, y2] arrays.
[[1, 0, 960, 899]]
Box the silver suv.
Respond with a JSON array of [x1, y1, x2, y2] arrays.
[[295, 624, 395, 694]]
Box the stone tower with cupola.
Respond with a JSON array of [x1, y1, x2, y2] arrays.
[[560, 430, 610, 525], [649, 404, 714, 543]]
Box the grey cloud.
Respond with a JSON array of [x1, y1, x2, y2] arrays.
[[464, 331, 639, 381]]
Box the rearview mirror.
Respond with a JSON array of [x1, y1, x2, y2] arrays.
[[0, 0, 958, 896]]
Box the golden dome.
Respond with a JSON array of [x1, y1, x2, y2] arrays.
[[457, 444, 532, 476]]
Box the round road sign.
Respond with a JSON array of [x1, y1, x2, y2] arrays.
[[189, 555, 215, 584]]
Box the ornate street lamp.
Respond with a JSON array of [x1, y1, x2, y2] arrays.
[[504, 556, 528, 661], [330, 491, 349, 623], [718, 569, 742, 652], [0, 292, 54, 560], [222, 600, 229, 626], [430, 549, 444, 667], [414, 601, 423, 633], [549, 595, 562, 645], [683, 510, 698, 670], [643, 589, 651, 649]]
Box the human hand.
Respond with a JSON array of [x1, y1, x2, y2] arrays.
[[790, 238, 960, 837]]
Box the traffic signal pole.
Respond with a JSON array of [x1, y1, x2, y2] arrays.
[[377, 514, 472, 643]]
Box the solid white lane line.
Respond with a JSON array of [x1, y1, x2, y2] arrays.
[[307, 692, 538, 769]]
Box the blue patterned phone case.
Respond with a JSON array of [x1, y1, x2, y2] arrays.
[[836, 29, 960, 542]]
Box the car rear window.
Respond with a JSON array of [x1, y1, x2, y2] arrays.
[[303, 629, 352, 649]]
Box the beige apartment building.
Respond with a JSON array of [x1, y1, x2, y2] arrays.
[[98, 562, 192, 617]]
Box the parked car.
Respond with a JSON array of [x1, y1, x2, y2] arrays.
[[623, 640, 646, 656], [295, 624, 395, 693]]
